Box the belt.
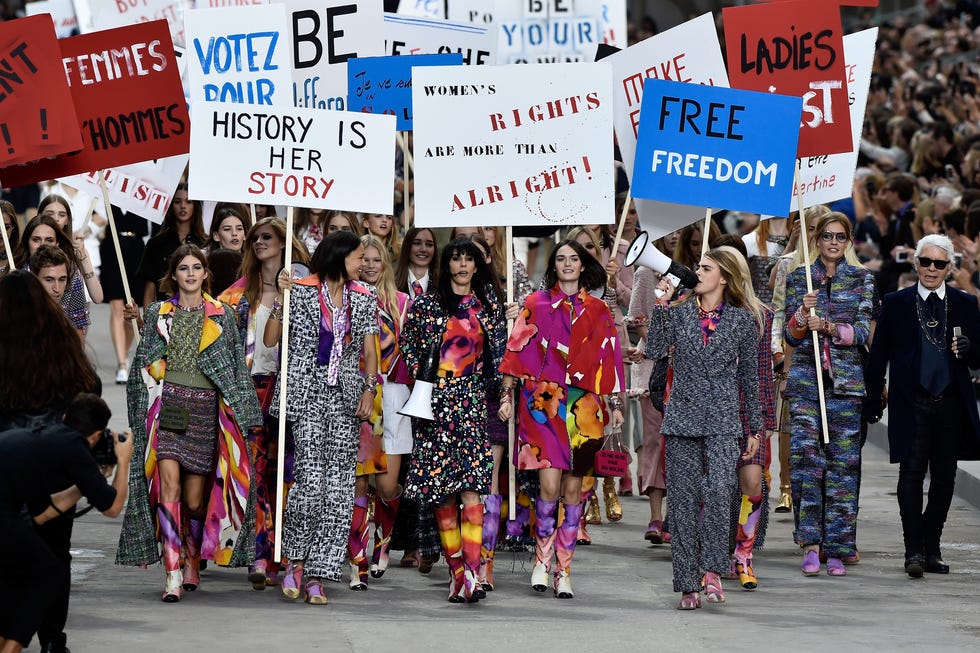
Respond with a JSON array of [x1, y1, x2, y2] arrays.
[[118, 231, 137, 237]]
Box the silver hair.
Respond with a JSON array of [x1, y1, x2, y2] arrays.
[[914, 234, 954, 259]]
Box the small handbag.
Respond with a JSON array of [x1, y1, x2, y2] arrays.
[[159, 404, 190, 434], [594, 428, 631, 478]]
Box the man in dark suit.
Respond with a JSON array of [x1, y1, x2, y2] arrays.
[[866, 234, 980, 578]]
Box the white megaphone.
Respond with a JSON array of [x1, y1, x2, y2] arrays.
[[398, 341, 440, 421], [624, 231, 699, 293]]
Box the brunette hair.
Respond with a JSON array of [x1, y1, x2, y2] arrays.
[[208, 206, 251, 250], [160, 244, 211, 296], [395, 227, 439, 292], [29, 244, 70, 275], [0, 270, 98, 413], [160, 183, 206, 243], [325, 210, 363, 236], [673, 221, 722, 270], [37, 194, 73, 236], [436, 238, 498, 316], [311, 230, 361, 282], [542, 239, 607, 291], [240, 217, 310, 306], [14, 214, 80, 274]]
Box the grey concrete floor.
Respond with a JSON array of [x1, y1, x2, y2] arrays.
[[49, 304, 980, 652]]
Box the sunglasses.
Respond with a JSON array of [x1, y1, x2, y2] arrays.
[[250, 233, 275, 242], [917, 256, 949, 270], [820, 231, 848, 242]]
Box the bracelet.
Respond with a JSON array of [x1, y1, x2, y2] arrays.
[[793, 307, 807, 328], [607, 395, 624, 413], [603, 285, 616, 300], [49, 500, 65, 516], [499, 393, 513, 404], [362, 377, 378, 394], [750, 432, 763, 441]]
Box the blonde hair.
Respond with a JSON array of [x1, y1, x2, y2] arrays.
[[361, 213, 400, 259], [785, 205, 831, 273], [567, 226, 603, 263], [361, 234, 401, 326], [240, 217, 310, 306], [710, 245, 768, 334]]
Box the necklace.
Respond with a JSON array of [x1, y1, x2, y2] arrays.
[[262, 280, 276, 287], [915, 294, 946, 349], [175, 298, 205, 312]]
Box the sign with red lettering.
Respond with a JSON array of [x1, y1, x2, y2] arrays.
[[62, 153, 188, 223], [412, 62, 614, 227], [603, 13, 730, 241], [187, 101, 396, 213], [723, 0, 853, 157], [0, 15, 83, 167], [88, 0, 187, 48], [0, 19, 189, 186]]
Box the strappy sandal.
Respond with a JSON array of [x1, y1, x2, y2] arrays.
[[304, 580, 327, 605], [677, 592, 701, 610]]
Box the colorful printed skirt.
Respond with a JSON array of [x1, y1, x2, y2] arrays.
[[156, 381, 217, 475], [515, 380, 607, 476], [405, 374, 491, 505]]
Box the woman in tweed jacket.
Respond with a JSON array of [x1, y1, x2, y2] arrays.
[[640, 246, 764, 610], [784, 213, 875, 577], [117, 244, 262, 602]]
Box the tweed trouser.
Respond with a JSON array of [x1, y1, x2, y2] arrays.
[[789, 396, 862, 558], [664, 434, 739, 593]]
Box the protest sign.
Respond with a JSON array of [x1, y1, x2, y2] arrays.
[[188, 101, 396, 213], [723, 0, 853, 158], [1, 20, 189, 186], [412, 62, 614, 227], [26, 0, 79, 38], [347, 53, 462, 130], [62, 154, 188, 223], [384, 13, 496, 66], [603, 13, 730, 240], [274, 0, 385, 111], [0, 15, 84, 168], [88, 0, 186, 48], [493, 0, 623, 64], [792, 28, 877, 208], [631, 79, 801, 217], [397, 0, 445, 20], [184, 4, 292, 107]]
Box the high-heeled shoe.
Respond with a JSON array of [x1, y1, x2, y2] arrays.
[[585, 493, 601, 525], [702, 571, 725, 603], [162, 570, 183, 603], [603, 478, 623, 522], [677, 592, 701, 610]]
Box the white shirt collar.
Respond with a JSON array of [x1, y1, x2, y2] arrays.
[[917, 281, 946, 301]]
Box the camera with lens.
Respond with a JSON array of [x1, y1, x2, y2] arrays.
[[91, 428, 117, 466]]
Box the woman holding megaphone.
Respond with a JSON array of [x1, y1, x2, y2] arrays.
[[399, 237, 506, 604]]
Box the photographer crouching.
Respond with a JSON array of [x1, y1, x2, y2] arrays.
[[0, 394, 134, 653]]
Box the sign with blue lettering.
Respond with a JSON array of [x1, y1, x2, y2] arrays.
[[185, 5, 293, 108], [348, 53, 462, 131], [383, 13, 496, 66], [631, 79, 801, 217]]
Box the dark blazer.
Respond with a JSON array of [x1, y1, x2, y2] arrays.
[[646, 299, 761, 438], [865, 284, 980, 463]]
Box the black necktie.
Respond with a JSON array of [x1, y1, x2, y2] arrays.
[[927, 292, 941, 328]]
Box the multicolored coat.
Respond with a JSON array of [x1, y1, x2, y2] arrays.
[[117, 295, 262, 567], [783, 259, 876, 400]]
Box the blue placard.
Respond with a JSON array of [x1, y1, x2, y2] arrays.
[[348, 53, 463, 131], [631, 79, 802, 216]]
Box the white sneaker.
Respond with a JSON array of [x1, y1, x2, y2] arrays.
[[115, 366, 127, 384], [553, 569, 573, 599], [530, 560, 549, 592]]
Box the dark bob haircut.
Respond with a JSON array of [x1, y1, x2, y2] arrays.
[[542, 239, 608, 292], [311, 229, 362, 282], [436, 237, 500, 316]]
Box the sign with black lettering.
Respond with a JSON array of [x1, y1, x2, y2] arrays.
[[632, 79, 801, 217], [87, 0, 186, 47], [185, 4, 292, 107], [495, 0, 625, 64], [188, 101, 396, 213], [723, 0, 853, 158], [384, 13, 496, 66], [0, 19, 187, 185], [275, 0, 385, 111], [412, 62, 614, 227], [347, 52, 461, 130], [0, 15, 83, 168]]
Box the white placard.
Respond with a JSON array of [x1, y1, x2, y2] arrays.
[[273, 0, 385, 111], [62, 155, 188, 224], [188, 101, 396, 213], [412, 62, 614, 227], [397, 0, 445, 20], [184, 5, 293, 107], [26, 0, 79, 38], [605, 13, 730, 241], [87, 0, 186, 46], [793, 28, 878, 210], [493, 0, 623, 64], [384, 13, 496, 66]]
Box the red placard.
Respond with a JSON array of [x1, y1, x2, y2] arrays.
[[0, 15, 83, 168], [0, 20, 189, 186], [723, 0, 853, 158]]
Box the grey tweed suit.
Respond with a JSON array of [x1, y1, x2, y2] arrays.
[[645, 299, 761, 592]]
